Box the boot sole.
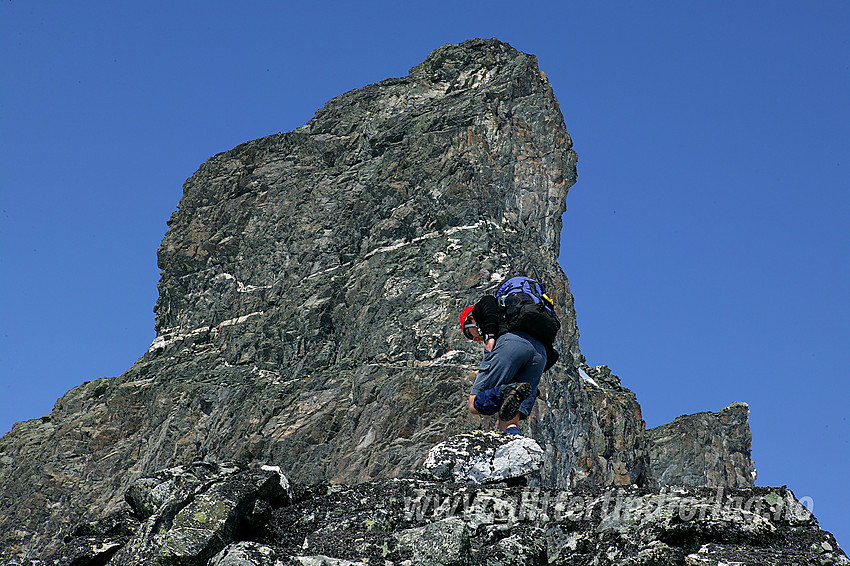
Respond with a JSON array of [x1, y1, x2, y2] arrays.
[[499, 382, 532, 421]]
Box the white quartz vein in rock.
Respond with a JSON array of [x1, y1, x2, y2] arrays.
[[148, 311, 264, 352], [363, 221, 499, 258], [215, 272, 273, 293]]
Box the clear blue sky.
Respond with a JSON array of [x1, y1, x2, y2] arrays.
[[2, 1, 848, 548]]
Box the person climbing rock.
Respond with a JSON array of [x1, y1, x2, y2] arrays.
[[461, 276, 560, 436]]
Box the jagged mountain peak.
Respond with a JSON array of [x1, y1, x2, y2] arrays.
[[2, 39, 842, 564], [153, 38, 579, 371]]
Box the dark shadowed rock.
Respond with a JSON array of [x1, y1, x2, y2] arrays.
[[168, 476, 850, 565]]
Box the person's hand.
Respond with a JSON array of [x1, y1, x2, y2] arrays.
[[484, 337, 495, 352]]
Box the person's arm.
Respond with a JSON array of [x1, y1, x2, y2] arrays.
[[471, 295, 499, 351]]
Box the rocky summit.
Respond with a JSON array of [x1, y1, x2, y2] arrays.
[[0, 38, 845, 565]]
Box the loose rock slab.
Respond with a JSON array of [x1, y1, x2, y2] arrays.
[[422, 430, 544, 484], [107, 461, 292, 566]]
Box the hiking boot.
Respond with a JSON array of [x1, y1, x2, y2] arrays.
[[504, 425, 523, 436], [499, 382, 531, 421]]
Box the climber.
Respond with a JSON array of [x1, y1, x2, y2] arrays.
[[461, 276, 560, 436]]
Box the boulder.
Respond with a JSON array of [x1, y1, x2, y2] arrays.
[[422, 431, 544, 484], [125, 461, 241, 520], [210, 541, 281, 566]]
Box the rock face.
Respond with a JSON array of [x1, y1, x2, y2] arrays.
[[57, 461, 848, 566], [530, 363, 650, 489], [0, 38, 834, 563], [646, 402, 756, 488]]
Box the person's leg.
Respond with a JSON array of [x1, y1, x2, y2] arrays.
[[503, 423, 523, 436], [492, 332, 547, 434], [498, 411, 522, 432], [469, 388, 502, 416], [512, 332, 548, 418], [468, 334, 533, 416]]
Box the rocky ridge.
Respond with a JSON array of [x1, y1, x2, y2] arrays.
[[0, 38, 843, 563], [59, 460, 847, 566]]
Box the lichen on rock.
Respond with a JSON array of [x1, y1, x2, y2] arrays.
[[422, 430, 544, 484], [57, 463, 849, 565]]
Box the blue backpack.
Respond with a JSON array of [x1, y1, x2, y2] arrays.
[[495, 276, 560, 345]]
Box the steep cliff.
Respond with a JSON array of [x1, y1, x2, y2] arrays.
[[0, 39, 834, 565]]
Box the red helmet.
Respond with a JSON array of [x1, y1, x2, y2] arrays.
[[459, 305, 476, 339]]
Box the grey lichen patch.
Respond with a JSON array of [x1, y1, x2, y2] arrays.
[[422, 431, 544, 484]]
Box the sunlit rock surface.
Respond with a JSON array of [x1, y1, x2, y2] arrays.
[[422, 430, 544, 484], [646, 402, 756, 488]]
